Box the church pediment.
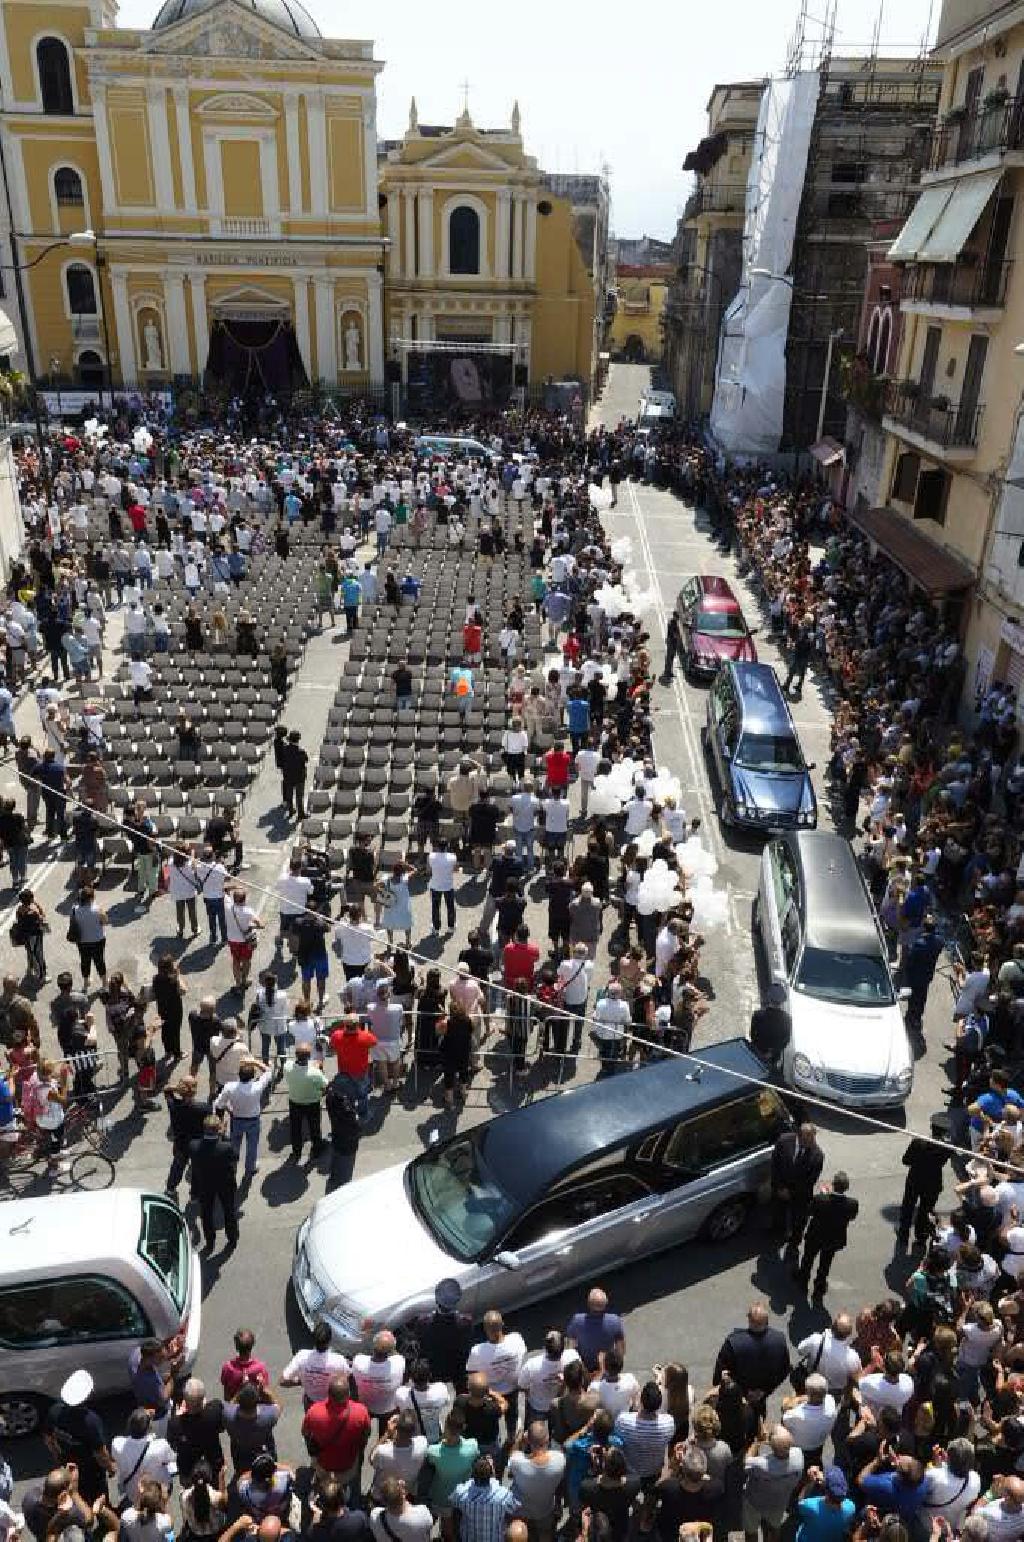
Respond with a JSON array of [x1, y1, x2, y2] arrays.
[[143, 0, 319, 60], [409, 139, 523, 174]]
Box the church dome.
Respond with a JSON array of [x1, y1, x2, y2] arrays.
[[151, 0, 322, 40]]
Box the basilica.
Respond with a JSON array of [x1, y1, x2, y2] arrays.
[[0, 0, 607, 401]]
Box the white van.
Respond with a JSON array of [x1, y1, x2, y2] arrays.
[[0, 1189, 202, 1436]]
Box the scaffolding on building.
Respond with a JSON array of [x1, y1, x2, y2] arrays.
[[779, 37, 943, 450]]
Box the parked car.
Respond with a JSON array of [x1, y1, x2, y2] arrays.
[[755, 830, 913, 1106], [0, 1189, 201, 1437], [293, 1041, 791, 1352], [705, 661, 817, 832], [675, 575, 758, 679]]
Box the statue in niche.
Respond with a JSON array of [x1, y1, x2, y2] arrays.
[[143, 317, 163, 372], [343, 319, 362, 371]]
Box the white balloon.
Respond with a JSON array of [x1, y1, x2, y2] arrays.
[[676, 835, 718, 880], [689, 873, 730, 929], [133, 427, 153, 453], [610, 537, 633, 566], [589, 777, 622, 817], [588, 482, 613, 511], [633, 829, 657, 859]]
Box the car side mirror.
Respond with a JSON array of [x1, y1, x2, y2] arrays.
[[494, 1250, 522, 1271]]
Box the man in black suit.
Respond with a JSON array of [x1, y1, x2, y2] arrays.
[[188, 1114, 239, 1251], [771, 1122, 824, 1260], [897, 1134, 950, 1250], [796, 1170, 860, 1300], [712, 1303, 790, 1419]]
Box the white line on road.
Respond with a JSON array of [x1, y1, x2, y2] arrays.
[[0, 856, 61, 936]]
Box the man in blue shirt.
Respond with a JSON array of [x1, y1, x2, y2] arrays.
[[858, 1452, 927, 1522], [565, 1288, 625, 1373], [794, 1465, 854, 1542], [341, 572, 361, 636], [566, 691, 591, 754], [969, 1070, 1024, 1140], [903, 916, 945, 1039]]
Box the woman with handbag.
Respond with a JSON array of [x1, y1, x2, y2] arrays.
[[378, 860, 414, 948], [69, 883, 107, 988], [11, 888, 48, 983]]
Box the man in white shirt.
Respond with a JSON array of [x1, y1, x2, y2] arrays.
[[920, 1439, 982, 1528], [575, 743, 600, 816], [427, 840, 458, 933], [517, 1332, 580, 1424], [510, 782, 540, 871], [395, 1368, 451, 1444], [112, 1408, 177, 1504], [353, 1330, 406, 1427], [281, 1319, 351, 1406], [781, 1375, 836, 1460], [858, 1352, 915, 1416], [274, 858, 313, 951], [130, 658, 154, 704], [467, 1311, 528, 1439], [336, 907, 377, 978], [209, 1020, 249, 1092], [213, 1057, 272, 1177], [194, 849, 229, 946], [225, 889, 263, 992], [554, 945, 593, 1060], [591, 982, 632, 1067], [796, 1315, 862, 1395], [588, 1347, 639, 1417], [976, 1478, 1024, 1542]]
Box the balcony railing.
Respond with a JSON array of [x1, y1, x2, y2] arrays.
[[903, 257, 1013, 310], [71, 314, 100, 342], [928, 94, 1024, 170], [221, 216, 272, 238], [682, 182, 748, 220], [885, 381, 984, 450]]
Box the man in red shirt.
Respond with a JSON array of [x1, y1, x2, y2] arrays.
[[462, 617, 483, 662], [219, 1327, 270, 1398], [545, 740, 571, 792], [502, 925, 540, 991], [300, 1375, 370, 1491], [328, 1013, 376, 1121]]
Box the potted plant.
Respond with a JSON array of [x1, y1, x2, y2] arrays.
[[985, 86, 1009, 108]]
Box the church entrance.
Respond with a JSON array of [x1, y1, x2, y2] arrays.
[[205, 315, 308, 397]]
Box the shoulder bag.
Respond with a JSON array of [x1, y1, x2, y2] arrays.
[[789, 1330, 826, 1394]]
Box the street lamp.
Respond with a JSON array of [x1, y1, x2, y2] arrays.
[[49, 355, 61, 422]]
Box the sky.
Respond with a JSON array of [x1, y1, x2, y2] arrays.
[[115, 0, 940, 237]]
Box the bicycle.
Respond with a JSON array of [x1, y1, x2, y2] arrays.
[[0, 1092, 116, 1194]]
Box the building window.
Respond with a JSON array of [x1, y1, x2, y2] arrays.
[[66, 264, 96, 315], [914, 467, 950, 525], [892, 450, 920, 503], [76, 350, 104, 388], [865, 311, 880, 368], [449, 206, 481, 275], [875, 311, 892, 376], [36, 38, 73, 115], [54, 167, 83, 206]]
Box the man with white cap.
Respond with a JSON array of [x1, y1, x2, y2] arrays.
[[42, 1371, 114, 1503]]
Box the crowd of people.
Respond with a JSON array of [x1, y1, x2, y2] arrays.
[[6, 381, 1024, 1542]]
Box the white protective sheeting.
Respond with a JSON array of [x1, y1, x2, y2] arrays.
[[0, 307, 18, 359], [917, 170, 1001, 263], [887, 185, 954, 262], [709, 71, 818, 458]]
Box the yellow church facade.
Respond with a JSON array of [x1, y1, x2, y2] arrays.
[[0, 0, 600, 400]]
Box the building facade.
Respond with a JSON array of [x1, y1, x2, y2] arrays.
[[606, 234, 673, 363], [0, 0, 604, 400], [379, 105, 598, 392], [841, 220, 906, 513], [664, 80, 762, 418], [875, 0, 1024, 703]]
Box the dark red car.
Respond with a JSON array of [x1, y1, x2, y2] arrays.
[[675, 574, 757, 680]]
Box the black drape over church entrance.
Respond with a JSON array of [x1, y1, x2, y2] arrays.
[[206, 317, 308, 395]]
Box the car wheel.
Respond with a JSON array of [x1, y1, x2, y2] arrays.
[[0, 1391, 46, 1439], [702, 1196, 750, 1243]]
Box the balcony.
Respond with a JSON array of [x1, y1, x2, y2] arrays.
[[71, 314, 100, 342], [682, 182, 748, 221], [927, 94, 1024, 173], [883, 380, 983, 461], [902, 256, 1012, 315], [219, 216, 273, 238]]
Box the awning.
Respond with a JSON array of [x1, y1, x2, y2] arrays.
[[917, 169, 1002, 263], [887, 185, 954, 261], [809, 436, 844, 467], [846, 505, 976, 597], [0, 306, 18, 358]]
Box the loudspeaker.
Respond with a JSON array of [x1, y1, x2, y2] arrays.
[[514, 364, 528, 387], [384, 359, 402, 383]]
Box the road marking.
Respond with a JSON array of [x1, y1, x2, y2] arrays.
[[0, 856, 61, 936]]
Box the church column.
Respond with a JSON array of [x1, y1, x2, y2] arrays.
[[314, 275, 336, 383], [284, 90, 302, 213], [518, 315, 533, 379], [188, 271, 209, 375], [109, 270, 136, 386], [511, 193, 524, 280], [417, 189, 434, 278], [173, 86, 196, 211], [293, 275, 312, 380], [387, 187, 401, 279], [403, 190, 416, 278], [163, 273, 189, 375], [495, 191, 511, 280], [524, 197, 537, 282], [92, 82, 117, 214], [494, 314, 512, 345], [305, 90, 328, 216], [146, 85, 175, 211], [367, 269, 384, 384]]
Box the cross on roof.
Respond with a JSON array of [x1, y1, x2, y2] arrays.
[[459, 78, 472, 115]]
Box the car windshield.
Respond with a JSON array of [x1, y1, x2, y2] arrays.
[[138, 1196, 189, 1314], [735, 732, 804, 772], [795, 946, 895, 1006], [696, 609, 746, 639], [408, 1137, 519, 1262]]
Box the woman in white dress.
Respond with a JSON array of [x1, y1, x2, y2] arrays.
[[378, 860, 413, 947]]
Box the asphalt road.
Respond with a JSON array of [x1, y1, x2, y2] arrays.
[[4, 363, 956, 1491]]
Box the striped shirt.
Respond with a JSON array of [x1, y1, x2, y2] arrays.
[[613, 1411, 676, 1478]]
